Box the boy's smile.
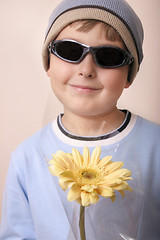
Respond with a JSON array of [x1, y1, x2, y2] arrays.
[[68, 83, 102, 94], [47, 22, 130, 135]]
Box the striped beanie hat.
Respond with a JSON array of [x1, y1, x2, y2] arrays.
[[42, 0, 144, 83]]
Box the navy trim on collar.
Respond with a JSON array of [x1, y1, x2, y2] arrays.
[[57, 110, 131, 141]]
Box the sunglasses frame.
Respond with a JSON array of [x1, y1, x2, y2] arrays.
[[48, 39, 134, 69]]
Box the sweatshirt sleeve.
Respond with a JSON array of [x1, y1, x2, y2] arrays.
[[0, 152, 36, 240]]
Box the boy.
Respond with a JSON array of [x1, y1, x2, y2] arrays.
[[0, 0, 160, 239]]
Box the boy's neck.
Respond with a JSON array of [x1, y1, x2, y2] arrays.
[[61, 108, 126, 137]]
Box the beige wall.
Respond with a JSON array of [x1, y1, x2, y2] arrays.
[[0, 0, 160, 219]]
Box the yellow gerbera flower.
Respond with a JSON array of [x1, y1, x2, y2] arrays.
[[49, 146, 132, 207]]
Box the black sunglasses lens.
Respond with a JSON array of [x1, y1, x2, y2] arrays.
[[55, 41, 83, 61], [96, 47, 125, 67]]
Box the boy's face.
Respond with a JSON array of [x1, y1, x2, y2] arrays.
[[47, 23, 130, 118]]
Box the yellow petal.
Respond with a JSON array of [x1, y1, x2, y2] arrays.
[[59, 179, 70, 191], [98, 184, 114, 193], [83, 147, 90, 166], [98, 186, 114, 197], [66, 153, 74, 163], [59, 178, 75, 191], [81, 185, 96, 193], [118, 190, 125, 198], [98, 156, 112, 169], [113, 181, 129, 190], [81, 192, 90, 207], [102, 176, 122, 186], [110, 194, 116, 202], [105, 161, 124, 173], [72, 148, 83, 167], [89, 193, 99, 204], [125, 185, 132, 192], [67, 185, 81, 201], [104, 169, 132, 183], [51, 155, 68, 170], [48, 165, 62, 176], [48, 159, 55, 165], [120, 169, 132, 177], [76, 197, 82, 205], [55, 151, 74, 168], [90, 146, 101, 166], [51, 160, 67, 171], [113, 182, 132, 192], [59, 170, 75, 182]]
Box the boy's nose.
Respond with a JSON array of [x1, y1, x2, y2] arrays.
[[78, 53, 97, 78]]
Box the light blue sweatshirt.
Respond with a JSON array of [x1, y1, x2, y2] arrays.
[[0, 112, 160, 240]]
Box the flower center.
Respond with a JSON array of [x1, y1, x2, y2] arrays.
[[77, 168, 101, 186], [82, 171, 96, 179]]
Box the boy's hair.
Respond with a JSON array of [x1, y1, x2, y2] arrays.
[[69, 20, 122, 42], [42, 0, 144, 83]]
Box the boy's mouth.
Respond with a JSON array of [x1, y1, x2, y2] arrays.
[[69, 84, 101, 93]]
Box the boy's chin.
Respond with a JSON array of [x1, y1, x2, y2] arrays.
[[64, 107, 117, 119]]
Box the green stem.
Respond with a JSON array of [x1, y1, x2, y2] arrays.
[[79, 205, 86, 240]]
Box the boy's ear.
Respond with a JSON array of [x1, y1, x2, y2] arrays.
[[47, 68, 51, 77], [47, 55, 51, 77], [125, 81, 130, 89]]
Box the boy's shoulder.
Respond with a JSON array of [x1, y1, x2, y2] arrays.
[[137, 115, 160, 131], [135, 115, 160, 141], [11, 122, 53, 161]]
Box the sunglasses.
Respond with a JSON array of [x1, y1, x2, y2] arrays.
[[48, 39, 134, 69]]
